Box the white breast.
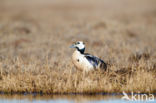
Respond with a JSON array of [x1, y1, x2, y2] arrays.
[[72, 50, 94, 71]]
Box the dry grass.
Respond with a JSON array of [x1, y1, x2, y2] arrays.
[[0, 57, 155, 94], [0, 0, 156, 94]]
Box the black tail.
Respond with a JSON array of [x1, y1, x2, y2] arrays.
[[100, 60, 107, 71]]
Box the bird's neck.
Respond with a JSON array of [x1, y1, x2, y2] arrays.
[[76, 47, 85, 54]]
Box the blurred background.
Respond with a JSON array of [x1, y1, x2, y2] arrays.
[[0, 0, 156, 66], [0, 0, 156, 102]]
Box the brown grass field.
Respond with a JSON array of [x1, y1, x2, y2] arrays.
[[0, 0, 156, 94]]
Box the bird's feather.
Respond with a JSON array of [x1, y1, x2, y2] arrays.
[[84, 53, 103, 68]]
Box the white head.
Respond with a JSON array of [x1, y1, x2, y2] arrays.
[[70, 41, 85, 53]]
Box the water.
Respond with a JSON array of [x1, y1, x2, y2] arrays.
[[0, 94, 155, 103]]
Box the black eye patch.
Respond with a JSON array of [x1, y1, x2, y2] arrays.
[[76, 42, 80, 45]]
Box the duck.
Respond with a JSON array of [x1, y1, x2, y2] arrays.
[[70, 41, 107, 71]]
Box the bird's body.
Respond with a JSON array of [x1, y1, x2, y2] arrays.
[[72, 50, 93, 71], [70, 41, 107, 71]]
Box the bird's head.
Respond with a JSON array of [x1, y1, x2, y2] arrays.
[[70, 41, 85, 54]]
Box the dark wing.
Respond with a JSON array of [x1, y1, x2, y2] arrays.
[[84, 53, 102, 68]]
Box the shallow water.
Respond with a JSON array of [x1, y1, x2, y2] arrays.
[[0, 94, 155, 103]]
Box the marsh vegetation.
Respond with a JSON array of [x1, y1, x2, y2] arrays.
[[0, 0, 156, 94]]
